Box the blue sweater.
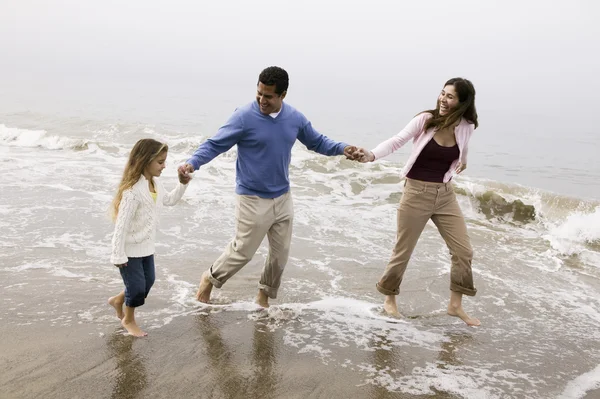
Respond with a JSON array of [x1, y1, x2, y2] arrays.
[[187, 101, 348, 198]]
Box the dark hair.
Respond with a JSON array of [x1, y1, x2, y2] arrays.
[[422, 77, 479, 131], [258, 66, 289, 95]]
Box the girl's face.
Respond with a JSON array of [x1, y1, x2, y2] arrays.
[[145, 151, 167, 178], [438, 85, 460, 116]]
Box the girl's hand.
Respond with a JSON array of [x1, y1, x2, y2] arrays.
[[177, 164, 193, 184], [115, 263, 128, 268], [455, 162, 467, 174]]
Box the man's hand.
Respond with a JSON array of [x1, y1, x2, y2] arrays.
[[177, 163, 194, 184], [455, 162, 467, 174], [343, 145, 358, 160]]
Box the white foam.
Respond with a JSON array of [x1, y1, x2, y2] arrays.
[[559, 364, 600, 399], [0, 124, 89, 150], [358, 361, 541, 398], [543, 206, 600, 256]]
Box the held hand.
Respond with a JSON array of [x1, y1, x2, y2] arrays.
[[178, 163, 194, 175], [352, 148, 375, 163], [343, 145, 358, 160], [115, 263, 128, 268], [177, 163, 194, 184], [177, 168, 192, 185], [455, 162, 467, 174]]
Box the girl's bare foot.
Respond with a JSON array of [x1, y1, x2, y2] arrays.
[[196, 271, 213, 303], [121, 318, 147, 337], [383, 295, 402, 318], [108, 292, 125, 319], [255, 289, 270, 308]]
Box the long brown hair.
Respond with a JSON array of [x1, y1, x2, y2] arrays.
[[111, 139, 168, 221], [421, 77, 478, 131]]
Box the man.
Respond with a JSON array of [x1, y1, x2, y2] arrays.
[[179, 66, 357, 308]]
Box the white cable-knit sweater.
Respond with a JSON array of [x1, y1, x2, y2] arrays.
[[110, 174, 188, 264]]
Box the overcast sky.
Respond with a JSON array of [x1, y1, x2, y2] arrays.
[[0, 0, 598, 123]]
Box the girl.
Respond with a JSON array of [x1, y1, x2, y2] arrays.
[[355, 78, 480, 326], [108, 138, 190, 337]]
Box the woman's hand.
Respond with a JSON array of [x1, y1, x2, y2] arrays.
[[352, 148, 375, 163], [455, 162, 467, 174]]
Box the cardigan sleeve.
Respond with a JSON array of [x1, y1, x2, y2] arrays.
[[162, 181, 188, 206], [110, 189, 139, 264], [371, 113, 430, 160], [460, 124, 474, 164]]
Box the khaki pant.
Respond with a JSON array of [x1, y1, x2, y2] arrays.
[[208, 192, 293, 299], [376, 178, 477, 296]]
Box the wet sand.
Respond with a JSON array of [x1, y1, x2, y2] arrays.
[[0, 309, 444, 399]]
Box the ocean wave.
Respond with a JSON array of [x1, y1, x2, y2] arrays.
[[455, 187, 536, 223], [0, 124, 90, 150], [543, 206, 600, 256], [289, 152, 600, 258], [3, 122, 598, 258]]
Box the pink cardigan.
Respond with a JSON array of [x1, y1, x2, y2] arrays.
[[371, 113, 474, 183]]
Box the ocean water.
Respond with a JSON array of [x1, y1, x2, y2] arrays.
[[1, 94, 600, 398]]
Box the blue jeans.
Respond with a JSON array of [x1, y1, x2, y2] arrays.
[[119, 255, 155, 307]]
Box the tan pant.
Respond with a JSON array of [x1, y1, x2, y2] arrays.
[[207, 192, 293, 299], [377, 178, 477, 297]]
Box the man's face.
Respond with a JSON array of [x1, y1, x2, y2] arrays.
[[256, 82, 286, 114]]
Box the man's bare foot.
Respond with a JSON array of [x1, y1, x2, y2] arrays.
[[121, 319, 147, 337], [255, 289, 270, 308], [383, 295, 402, 318], [447, 305, 481, 326], [196, 271, 213, 303], [108, 294, 124, 319]]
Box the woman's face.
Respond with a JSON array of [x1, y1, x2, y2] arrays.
[[438, 85, 460, 116]]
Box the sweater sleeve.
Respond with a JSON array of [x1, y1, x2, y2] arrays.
[[186, 111, 245, 170], [297, 120, 348, 156], [110, 189, 139, 265], [460, 124, 474, 164], [162, 181, 188, 206], [371, 113, 430, 160]]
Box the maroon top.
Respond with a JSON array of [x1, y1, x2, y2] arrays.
[[405, 137, 459, 183]]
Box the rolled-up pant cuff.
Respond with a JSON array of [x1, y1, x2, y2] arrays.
[[207, 267, 224, 289], [125, 299, 145, 307], [258, 284, 278, 299], [450, 283, 477, 296], [376, 282, 399, 296]]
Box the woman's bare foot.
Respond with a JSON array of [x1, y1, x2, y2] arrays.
[[447, 305, 480, 326], [383, 295, 402, 318], [121, 318, 147, 337], [448, 291, 480, 326], [108, 292, 125, 319], [255, 289, 270, 308], [196, 271, 213, 303]]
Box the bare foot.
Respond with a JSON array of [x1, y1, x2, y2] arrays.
[[196, 271, 213, 303], [108, 295, 124, 320], [255, 290, 270, 308], [447, 305, 481, 326], [121, 319, 147, 337], [383, 295, 402, 318]]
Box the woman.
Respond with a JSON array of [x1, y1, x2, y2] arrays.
[[356, 78, 480, 326]]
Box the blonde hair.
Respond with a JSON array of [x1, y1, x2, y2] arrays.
[[111, 138, 168, 221]]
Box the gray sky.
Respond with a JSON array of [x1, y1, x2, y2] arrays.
[[0, 0, 598, 121]]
